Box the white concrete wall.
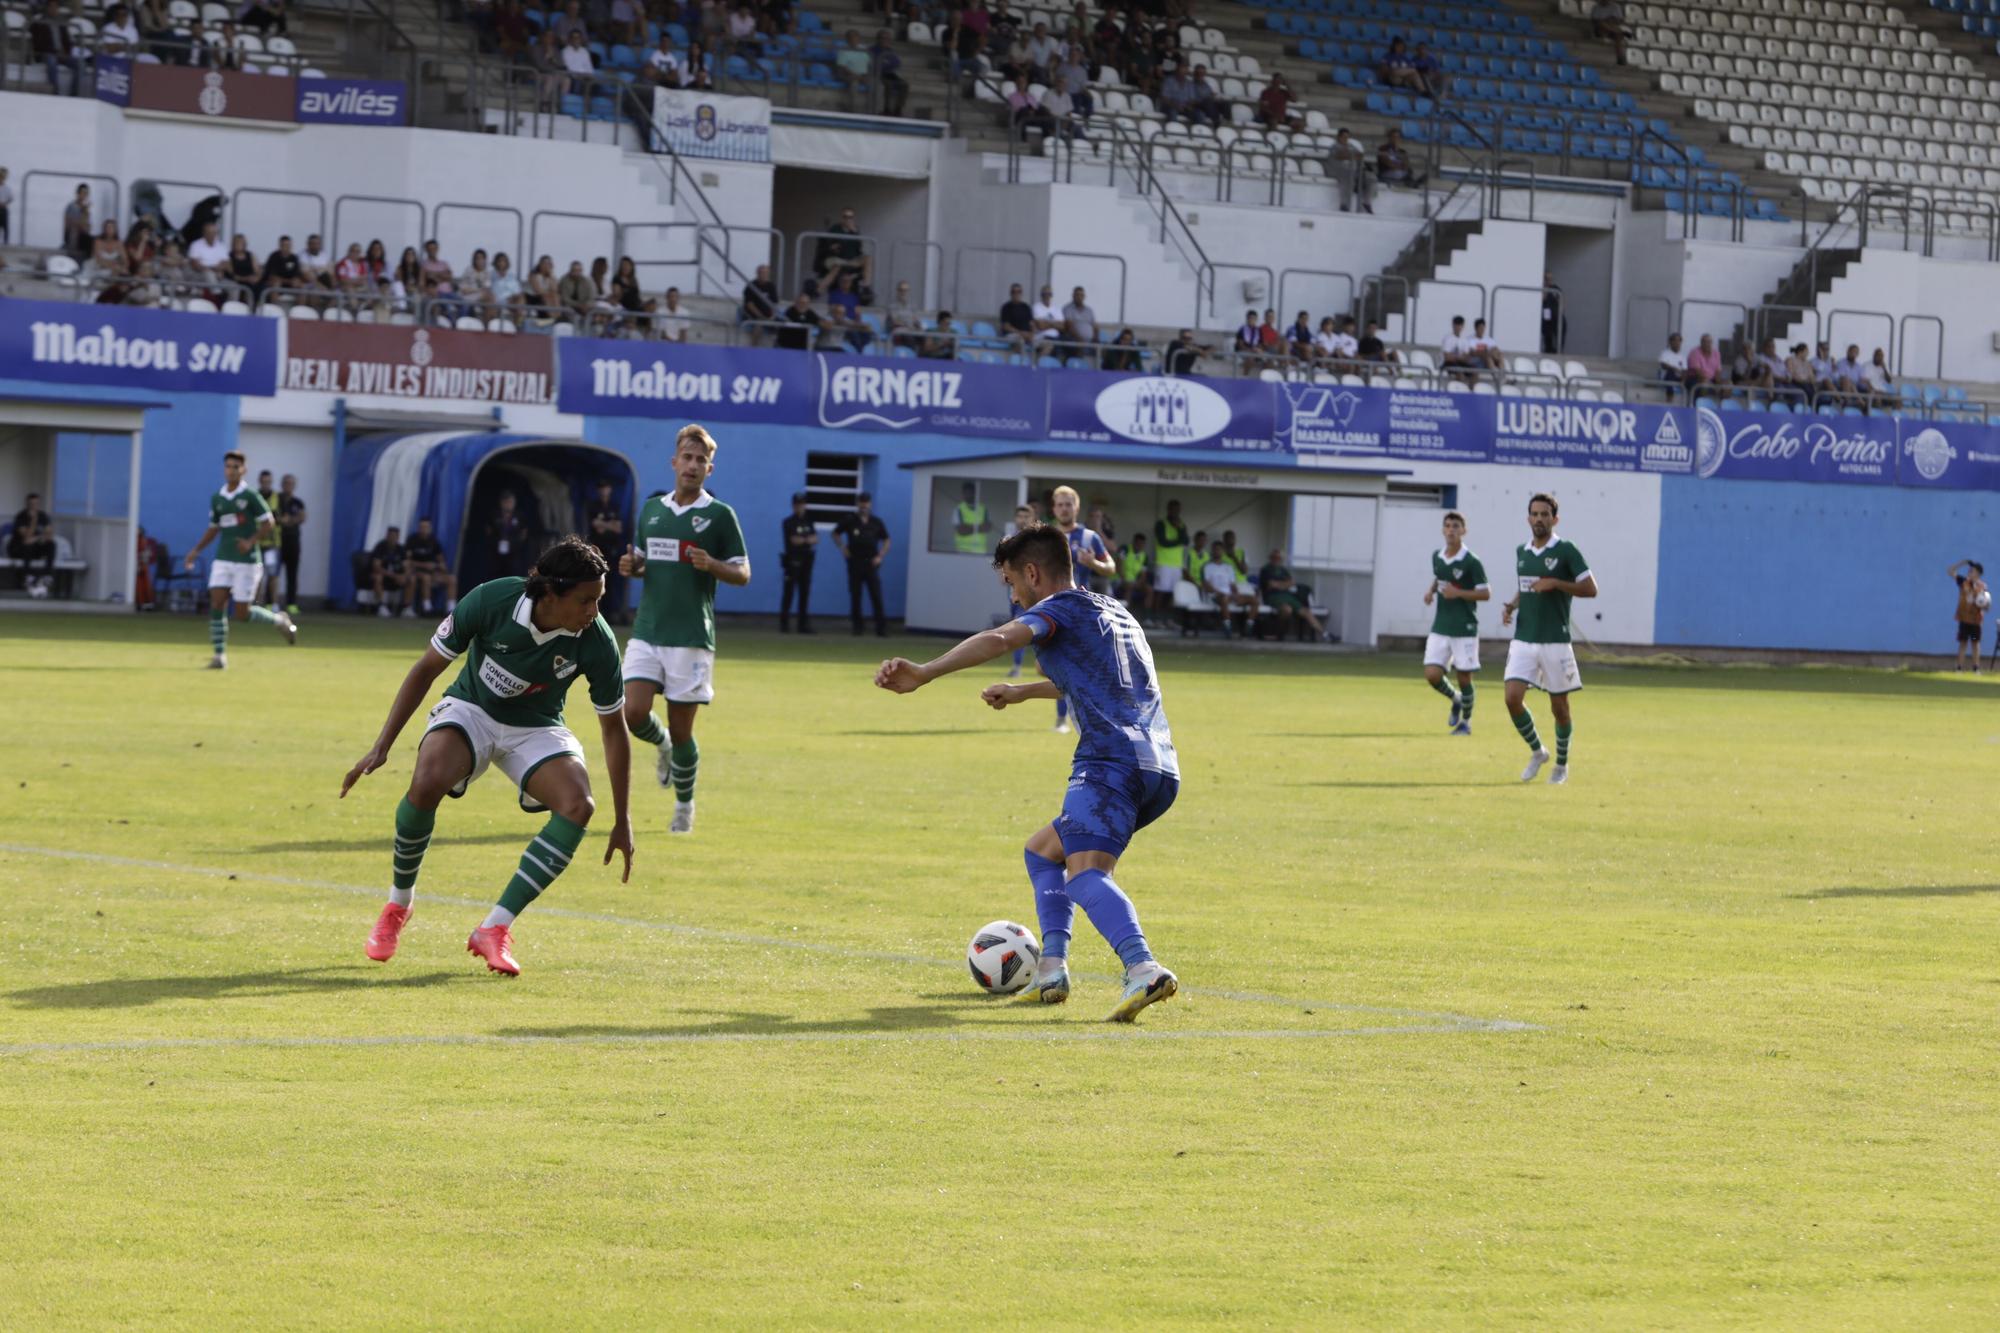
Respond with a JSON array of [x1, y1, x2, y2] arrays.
[[1412, 219, 1546, 351]]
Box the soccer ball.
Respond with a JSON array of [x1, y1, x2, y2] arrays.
[[1979, 590, 1993, 610], [966, 920, 1040, 994]]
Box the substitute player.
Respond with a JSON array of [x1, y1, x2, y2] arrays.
[[1421, 510, 1489, 735], [617, 425, 750, 835], [181, 450, 297, 668], [876, 524, 1180, 1023], [1049, 484, 1116, 734], [341, 537, 634, 977], [1499, 493, 1596, 784]]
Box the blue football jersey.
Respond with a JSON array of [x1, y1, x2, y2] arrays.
[[1064, 524, 1110, 572], [1017, 588, 1178, 775]]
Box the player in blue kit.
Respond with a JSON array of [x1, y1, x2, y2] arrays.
[[1048, 484, 1116, 735], [876, 523, 1179, 1022]]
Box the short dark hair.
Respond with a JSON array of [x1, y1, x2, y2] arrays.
[[1443, 510, 1465, 525], [1529, 491, 1558, 516], [992, 522, 1073, 581], [1972, 562, 1986, 575], [525, 535, 609, 601], [223, 450, 246, 464], [856, 491, 872, 503]]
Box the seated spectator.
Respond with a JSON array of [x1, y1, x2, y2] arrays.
[[657, 286, 689, 342], [557, 259, 597, 320], [548, 0, 586, 43], [725, 4, 760, 59], [420, 240, 460, 322], [101, 221, 156, 305], [777, 290, 822, 350], [369, 526, 408, 616], [1357, 320, 1399, 364], [835, 29, 872, 95], [401, 517, 457, 616], [740, 261, 780, 338], [870, 29, 908, 116], [1030, 284, 1063, 343], [386, 246, 421, 312], [1410, 43, 1447, 99], [459, 248, 495, 317], [1258, 307, 1284, 361], [1004, 78, 1037, 132], [1377, 36, 1423, 94], [887, 280, 924, 351], [1286, 311, 1315, 361], [1686, 333, 1722, 392], [1061, 286, 1097, 357], [260, 235, 305, 304], [533, 30, 568, 109], [334, 241, 374, 306], [238, 0, 285, 35], [1261, 550, 1330, 642], [88, 221, 127, 282], [62, 185, 92, 261], [826, 270, 872, 352], [1024, 20, 1059, 79], [682, 40, 715, 90], [1312, 316, 1355, 365], [1658, 332, 1688, 390], [1758, 338, 1788, 392], [1589, 0, 1629, 66], [1203, 540, 1258, 626], [920, 311, 961, 359], [605, 0, 641, 47], [561, 28, 597, 94], [1376, 129, 1424, 189], [100, 4, 141, 55], [1440, 315, 1480, 381], [1468, 318, 1505, 372], [647, 31, 685, 84], [32, 0, 86, 97], [610, 255, 655, 329], [1102, 328, 1143, 372], [1833, 343, 1868, 402], [1730, 341, 1772, 391], [1234, 308, 1264, 364], [224, 232, 259, 293], [526, 254, 561, 321], [1052, 44, 1091, 120], [1865, 347, 1896, 406], [814, 207, 871, 294], [1164, 328, 1208, 376], [1810, 341, 1838, 392], [1035, 82, 1083, 141], [1257, 72, 1303, 131], [8, 491, 58, 596], [298, 234, 333, 292], [999, 282, 1035, 348], [187, 221, 229, 277], [1158, 63, 1195, 121], [205, 19, 247, 70], [1184, 64, 1224, 127], [1328, 128, 1375, 214], [153, 237, 191, 291], [1781, 343, 1815, 398]]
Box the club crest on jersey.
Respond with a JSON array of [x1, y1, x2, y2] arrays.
[[1450, 566, 1463, 578], [691, 516, 711, 533], [553, 653, 577, 679], [1544, 557, 1557, 570]]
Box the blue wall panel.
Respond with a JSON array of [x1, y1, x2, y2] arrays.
[[1657, 474, 2000, 653]]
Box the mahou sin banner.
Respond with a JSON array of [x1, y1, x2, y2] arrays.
[[283, 322, 554, 404]]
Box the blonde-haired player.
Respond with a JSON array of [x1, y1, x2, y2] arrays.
[[616, 425, 752, 833], [1045, 484, 1116, 733]]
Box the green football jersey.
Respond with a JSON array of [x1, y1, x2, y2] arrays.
[[630, 491, 748, 651], [209, 483, 273, 564], [1429, 546, 1487, 637], [433, 577, 623, 728], [1513, 537, 1592, 645]]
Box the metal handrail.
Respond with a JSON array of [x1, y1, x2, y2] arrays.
[[1045, 251, 1128, 326], [229, 189, 330, 254], [332, 193, 427, 255], [21, 171, 120, 252], [433, 203, 525, 277]]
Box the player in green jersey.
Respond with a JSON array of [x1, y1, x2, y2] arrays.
[[180, 450, 297, 668], [340, 537, 634, 977], [616, 425, 752, 835], [1421, 510, 1489, 736], [1499, 493, 1597, 785]]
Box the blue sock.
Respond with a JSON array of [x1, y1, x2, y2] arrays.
[[1024, 849, 1071, 959], [1055, 694, 1070, 725], [1064, 868, 1153, 968], [1012, 647, 1024, 669]]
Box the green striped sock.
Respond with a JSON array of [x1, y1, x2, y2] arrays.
[[247, 604, 278, 627], [1555, 722, 1572, 766], [1511, 708, 1541, 752], [630, 712, 666, 746], [209, 609, 228, 655], [391, 797, 435, 902], [1460, 682, 1475, 719], [1427, 676, 1460, 705], [497, 813, 586, 916], [668, 738, 699, 803]]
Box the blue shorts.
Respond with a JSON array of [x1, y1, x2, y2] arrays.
[[1053, 761, 1179, 858]]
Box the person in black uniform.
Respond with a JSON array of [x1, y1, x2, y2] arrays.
[[779, 490, 818, 633], [369, 525, 408, 616], [274, 473, 306, 615], [486, 490, 530, 578], [832, 491, 890, 637], [402, 516, 458, 615], [587, 478, 626, 622]]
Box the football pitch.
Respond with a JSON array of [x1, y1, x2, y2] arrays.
[[3, 613, 1997, 1327]]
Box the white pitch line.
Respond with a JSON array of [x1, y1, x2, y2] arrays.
[[0, 1024, 1497, 1058], [0, 842, 1539, 1034]]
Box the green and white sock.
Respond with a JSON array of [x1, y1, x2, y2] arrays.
[[1427, 676, 1461, 705], [209, 609, 228, 656], [1555, 721, 1572, 766], [390, 797, 435, 906], [484, 813, 587, 927], [629, 712, 666, 747], [1511, 708, 1542, 752], [1459, 682, 1475, 719], [246, 604, 279, 627], [668, 738, 699, 803]]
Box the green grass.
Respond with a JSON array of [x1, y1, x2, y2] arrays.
[[3, 613, 1999, 1328]]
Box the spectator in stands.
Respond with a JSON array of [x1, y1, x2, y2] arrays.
[[0, 169, 11, 244], [1539, 271, 1565, 354], [647, 31, 685, 83], [606, 0, 642, 47], [1234, 308, 1264, 366], [1103, 328, 1143, 372], [1440, 315, 1481, 384], [1410, 43, 1447, 100], [1758, 338, 1787, 392], [1257, 307, 1283, 361], [98, 220, 153, 304], [740, 262, 780, 339], [886, 280, 923, 351], [32, 1, 86, 98], [486, 491, 530, 578], [1038, 80, 1085, 140], [1377, 36, 1423, 95], [525, 254, 559, 321], [1358, 320, 1398, 365], [656, 286, 688, 342], [402, 517, 457, 616], [948, 7, 986, 89], [100, 5, 141, 55], [369, 526, 409, 617], [88, 221, 126, 284], [206, 19, 247, 70], [814, 207, 871, 295], [1024, 20, 1059, 80], [1681, 333, 1720, 394], [1865, 347, 1896, 407], [136, 0, 179, 64], [1164, 328, 1208, 376], [1261, 549, 1330, 642], [1061, 286, 1097, 359], [999, 282, 1035, 349], [383, 246, 418, 311], [187, 221, 228, 278], [62, 185, 91, 261], [1312, 316, 1352, 364], [609, 255, 655, 331], [299, 234, 332, 294], [1781, 343, 1815, 400], [683, 40, 715, 90], [1468, 318, 1504, 372], [1810, 342, 1838, 393], [225, 233, 258, 294], [1833, 343, 1867, 404], [236, 0, 285, 35], [778, 290, 823, 350], [1159, 63, 1198, 124], [1658, 332, 1688, 391], [871, 30, 908, 116], [1257, 72, 1303, 132], [836, 29, 872, 94], [334, 241, 373, 306], [1328, 128, 1374, 213], [921, 311, 961, 359], [1203, 539, 1257, 627], [8, 492, 58, 596], [259, 235, 304, 304], [491, 0, 530, 60], [457, 248, 495, 318], [561, 27, 597, 94], [1054, 43, 1091, 120], [1185, 64, 1224, 128], [726, 5, 761, 59], [533, 30, 569, 109], [154, 237, 190, 293], [558, 259, 597, 320], [1030, 284, 1063, 343], [551, 0, 587, 44], [1375, 129, 1423, 190], [420, 240, 461, 321], [1286, 311, 1314, 361], [826, 270, 872, 352], [1003, 78, 1035, 131], [1589, 0, 1629, 66]]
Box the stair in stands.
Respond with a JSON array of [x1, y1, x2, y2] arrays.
[[1370, 217, 1480, 325], [1729, 246, 1863, 351]]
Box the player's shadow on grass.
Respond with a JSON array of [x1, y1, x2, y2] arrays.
[[242, 833, 533, 854], [1795, 884, 2000, 900], [499, 999, 1029, 1041], [7, 966, 464, 1010]]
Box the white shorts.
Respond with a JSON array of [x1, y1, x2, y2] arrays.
[[1424, 633, 1482, 673], [622, 637, 715, 704], [1504, 640, 1582, 694], [423, 696, 583, 814], [207, 559, 263, 603], [1152, 566, 1184, 593]]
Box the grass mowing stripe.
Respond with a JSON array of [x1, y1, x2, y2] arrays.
[[0, 841, 1538, 1033]]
